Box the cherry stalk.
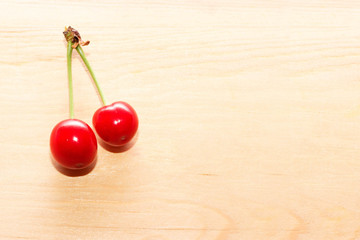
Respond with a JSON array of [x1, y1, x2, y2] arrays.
[[76, 45, 106, 106], [67, 40, 74, 118]]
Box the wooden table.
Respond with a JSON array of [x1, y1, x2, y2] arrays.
[[1, 1, 360, 239]]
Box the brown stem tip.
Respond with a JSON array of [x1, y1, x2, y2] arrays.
[[63, 26, 90, 49]]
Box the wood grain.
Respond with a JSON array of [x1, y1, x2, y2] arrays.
[[1, 0, 360, 239]]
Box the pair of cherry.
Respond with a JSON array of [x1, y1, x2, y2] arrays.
[[50, 27, 138, 173]]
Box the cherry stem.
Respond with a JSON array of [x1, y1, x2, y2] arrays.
[[76, 45, 107, 106], [67, 41, 74, 119]]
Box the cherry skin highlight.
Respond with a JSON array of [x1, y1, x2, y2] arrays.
[[50, 119, 97, 169], [93, 101, 138, 147]]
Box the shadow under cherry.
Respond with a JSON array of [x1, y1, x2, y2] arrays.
[[50, 154, 97, 177], [97, 132, 139, 153]]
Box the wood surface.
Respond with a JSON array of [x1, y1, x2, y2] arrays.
[[1, 0, 360, 239]]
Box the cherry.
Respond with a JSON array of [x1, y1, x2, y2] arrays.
[[75, 39, 139, 149], [93, 101, 138, 147], [50, 119, 97, 169], [50, 30, 97, 174]]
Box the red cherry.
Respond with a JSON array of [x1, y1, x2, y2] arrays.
[[92, 101, 138, 147], [50, 119, 97, 169]]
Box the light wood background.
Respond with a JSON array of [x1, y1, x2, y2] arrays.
[[1, 0, 360, 239]]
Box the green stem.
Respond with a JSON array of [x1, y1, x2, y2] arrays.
[[67, 41, 74, 119], [76, 45, 107, 106]]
